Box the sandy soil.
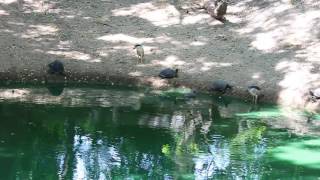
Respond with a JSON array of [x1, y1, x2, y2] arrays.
[[0, 0, 319, 110]]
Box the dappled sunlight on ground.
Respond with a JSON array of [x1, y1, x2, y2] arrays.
[[296, 42, 320, 63], [98, 33, 153, 44], [0, 0, 17, 4], [20, 24, 58, 39], [22, 0, 52, 13], [229, 0, 320, 108], [195, 57, 233, 72], [0, 9, 9, 15], [236, 3, 320, 52], [152, 55, 186, 67], [128, 71, 143, 77], [144, 77, 168, 89], [276, 61, 319, 100], [47, 50, 102, 62], [112, 2, 180, 27], [181, 13, 211, 25]]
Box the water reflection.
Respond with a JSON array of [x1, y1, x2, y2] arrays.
[[47, 84, 65, 96], [0, 87, 319, 179]]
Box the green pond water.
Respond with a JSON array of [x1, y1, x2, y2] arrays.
[[0, 85, 320, 179]]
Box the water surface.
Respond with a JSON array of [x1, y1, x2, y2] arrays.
[[0, 86, 319, 179]]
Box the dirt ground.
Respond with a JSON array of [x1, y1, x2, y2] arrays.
[[0, 0, 319, 110]]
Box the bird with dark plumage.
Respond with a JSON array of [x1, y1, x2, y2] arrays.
[[248, 85, 261, 104], [214, 0, 227, 21], [209, 80, 232, 94], [133, 44, 144, 63], [48, 60, 65, 76], [309, 88, 320, 102], [159, 68, 178, 79]]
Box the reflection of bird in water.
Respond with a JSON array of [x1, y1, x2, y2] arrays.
[[184, 90, 197, 99], [305, 111, 316, 123], [247, 85, 261, 104], [133, 44, 144, 63], [212, 95, 232, 108], [210, 104, 222, 121], [47, 85, 64, 96], [248, 104, 260, 112]]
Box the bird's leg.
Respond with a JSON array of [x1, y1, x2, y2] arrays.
[[140, 56, 144, 63], [137, 56, 140, 64]]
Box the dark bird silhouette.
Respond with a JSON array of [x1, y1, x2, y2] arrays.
[[209, 80, 232, 94], [309, 88, 320, 102], [48, 60, 65, 76], [159, 68, 178, 79]]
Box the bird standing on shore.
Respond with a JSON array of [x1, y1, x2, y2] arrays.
[[247, 85, 261, 104], [214, 0, 227, 21], [209, 80, 232, 95], [159, 68, 178, 79], [309, 88, 320, 102], [48, 60, 65, 76], [133, 44, 144, 63]]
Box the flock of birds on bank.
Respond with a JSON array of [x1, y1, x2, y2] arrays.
[[46, 44, 262, 105], [47, 41, 320, 105], [44, 1, 268, 104], [47, 42, 320, 105]]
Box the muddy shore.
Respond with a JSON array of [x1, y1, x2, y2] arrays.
[[0, 0, 319, 111]]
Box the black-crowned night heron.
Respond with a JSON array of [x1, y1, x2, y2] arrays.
[[309, 88, 320, 102], [159, 68, 178, 79], [209, 80, 232, 94], [247, 85, 261, 104], [48, 60, 65, 76], [133, 44, 144, 63], [215, 0, 227, 21]]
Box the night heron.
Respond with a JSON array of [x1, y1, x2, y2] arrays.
[[209, 80, 232, 94], [247, 85, 261, 104], [48, 60, 65, 76], [133, 44, 144, 63], [159, 68, 178, 79], [309, 88, 320, 102], [215, 0, 228, 21]]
